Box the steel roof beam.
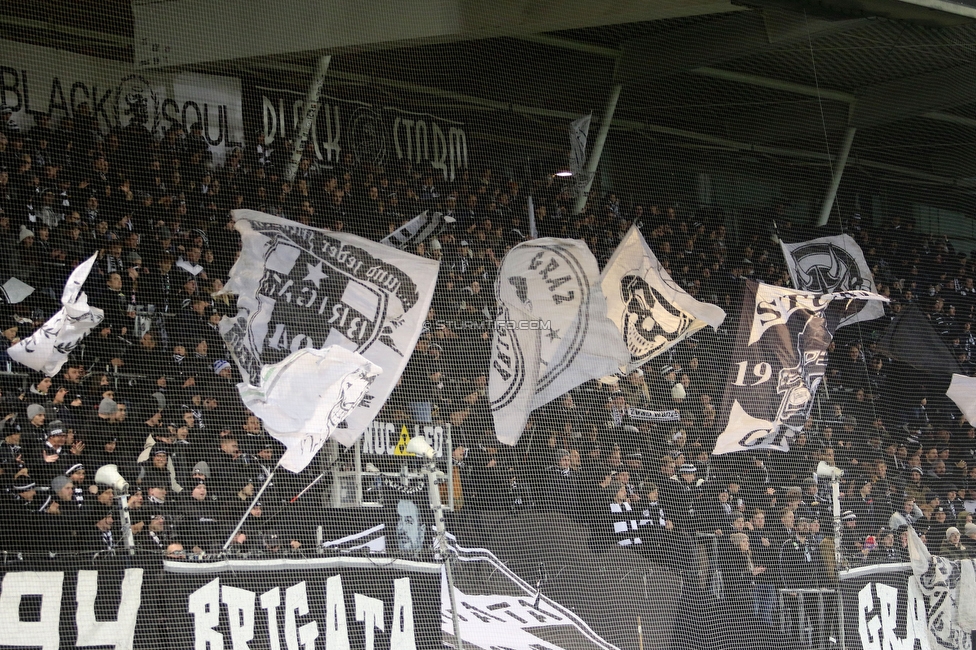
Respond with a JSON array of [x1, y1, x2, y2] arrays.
[[615, 10, 868, 84]]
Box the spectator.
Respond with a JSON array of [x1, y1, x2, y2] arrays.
[[939, 526, 969, 559]]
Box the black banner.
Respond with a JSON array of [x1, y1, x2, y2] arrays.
[[0, 556, 442, 650], [839, 563, 931, 650], [244, 83, 468, 181]]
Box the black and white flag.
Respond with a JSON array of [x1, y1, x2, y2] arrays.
[[780, 233, 884, 328], [490, 238, 629, 445], [8, 254, 103, 376], [602, 225, 726, 372], [218, 210, 439, 448], [380, 210, 455, 250], [569, 114, 592, 177], [713, 281, 887, 455]]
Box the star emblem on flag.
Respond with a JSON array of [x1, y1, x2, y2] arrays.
[[302, 261, 328, 288]]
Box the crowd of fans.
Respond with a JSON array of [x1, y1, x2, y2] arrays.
[[0, 102, 976, 631]]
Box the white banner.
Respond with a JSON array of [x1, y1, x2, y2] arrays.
[[780, 233, 884, 329], [8, 254, 103, 376], [602, 225, 725, 372], [238, 346, 381, 472], [219, 210, 439, 448], [490, 238, 629, 444], [0, 39, 243, 164]]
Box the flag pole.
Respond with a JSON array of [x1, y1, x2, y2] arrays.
[[222, 459, 282, 551], [256, 445, 356, 530]]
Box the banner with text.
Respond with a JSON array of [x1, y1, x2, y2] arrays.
[[250, 85, 468, 180], [840, 563, 939, 650], [362, 421, 451, 457], [0, 39, 244, 164], [0, 557, 442, 650]]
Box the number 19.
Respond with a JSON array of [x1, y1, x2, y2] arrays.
[[733, 361, 772, 386]]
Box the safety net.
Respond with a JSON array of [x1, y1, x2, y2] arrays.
[[0, 3, 976, 649]]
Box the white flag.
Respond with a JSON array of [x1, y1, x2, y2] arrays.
[[0, 277, 34, 304], [238, 346, 381, 472], [381, 210, 455, 250], [947, 373, 976, 426], [490, 238, 630, 445], [601, 225, 726, 372], [9, 254, 103, 376], [780, 233, 884, 328], [219, 210, 439, 448], [569, 114, 592, 177]]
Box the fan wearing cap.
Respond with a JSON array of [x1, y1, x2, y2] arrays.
[[837, 510, 864, 559], [2, 477, 42, 551], [23, 402, 47, 446], [672, 462, 704, 533], [40, 475, 87, 548], [944, 485, 962, 521], [175, 479, 221, 554], [138, 445, 177, 493], [905, 466, 928, 505], [64, 463, 89, 501], [139, 509, 173, 551], [86, 434, 122, 475], [963, 522, 976, 555], [145, 476, 171, 512], [30, 420, 71, 484], [940, 526, 969, 559], [0, 419, 23, 470], [210, 360, 240, 404], [81, 504, 117, 553]]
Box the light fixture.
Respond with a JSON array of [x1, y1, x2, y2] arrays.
[[553, 169, 574, 177]]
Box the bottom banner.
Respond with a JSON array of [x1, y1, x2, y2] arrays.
[[0, 556, 442, 650], [840, 561, 974, 650]]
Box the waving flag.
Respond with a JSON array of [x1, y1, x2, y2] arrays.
[[602, 225, 725, 372], [9, 254, 103, 376], [569, 113, 592, 177], [490, 238, 629, 444], [219, 210, 439, 448], [780, 233, 884, 328], [713, 281, 887, 455], [381, 210, 455, 250], [238, 346, 381, 472]]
